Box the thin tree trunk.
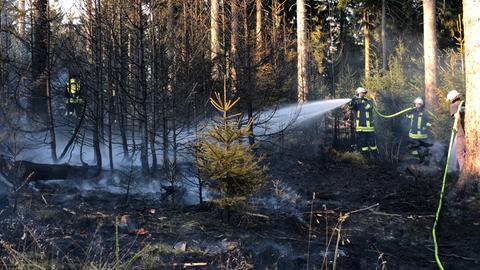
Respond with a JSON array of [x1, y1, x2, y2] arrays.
[[45, 2, 56, 162], [459, 0, 480, 188], [423, 0, 438, 110], [92, 0, 102, 168], [381, 0, 387, 71], [363, 9, 370, 81], [297, 0, 308, 103], [210, 0, 221, 80], [17, 0, 26, 37], [118, 2, 129, 161], [138, 0, 149, 176], [31, 0, 49, 116], [255, 0, 262, 63], [230, 0, 239, 94]]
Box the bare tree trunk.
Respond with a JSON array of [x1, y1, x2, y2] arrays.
[[230, 0, 239, 94], [459, 0, 480, 189], [255, 0, 262, 63], [363, 9, 370, 81], [17, 0, 26, 37], [31, 0, 49, 117], [138, 0, 149, 176], [423, 0, 438, 110], [93, 0, 103, 168], [381, 0, 387, 71], [118, 1, 129, 161], [297, 0, 308, 103], [210, 0, 221, 81]]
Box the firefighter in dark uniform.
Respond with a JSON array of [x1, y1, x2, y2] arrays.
[[406, 97, 433, 164], [65, 77, 82, 117], [350, 87, 378, 158], [446, 90, 466, 171]]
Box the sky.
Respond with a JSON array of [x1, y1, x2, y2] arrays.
[[57, 0, 79, 15]]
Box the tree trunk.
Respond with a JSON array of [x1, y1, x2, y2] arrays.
[[17, 0, 26, 37], [93, 0, 103, 168], [31, 0, 49, 116], [458, 0, 480, 190], [138, 0, 149, 176], [297, 0, 308, 103], [230, 0, 239, 94], [381, 0, 387, 71], [423, 0, 438, 110], [210, 0, 221, 81], [363, 9, 370, 81], [255, 0, 262, 63]]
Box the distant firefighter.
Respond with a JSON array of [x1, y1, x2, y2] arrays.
[[65, 77, 83, 117], [350, 87, 378, 159]]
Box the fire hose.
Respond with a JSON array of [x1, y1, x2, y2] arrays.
[[372, 102, 456, 269], [373, 106, 414, 118], [432, 101, 463, 270]]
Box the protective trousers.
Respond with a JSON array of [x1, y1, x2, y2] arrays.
[[455, 134, 466, 171], [357, 131, 377, 157]]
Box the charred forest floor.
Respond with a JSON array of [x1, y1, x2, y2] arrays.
[[1, 141, 480, 269]]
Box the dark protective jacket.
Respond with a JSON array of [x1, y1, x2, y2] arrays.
[[350, 96, 375, 132], [406, 108, 431, 139], [450, 98, 465, 137]]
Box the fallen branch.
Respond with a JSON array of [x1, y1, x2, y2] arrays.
[[425, 246, 480, 262]]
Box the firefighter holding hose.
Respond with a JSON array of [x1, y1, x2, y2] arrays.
[[350, 87, 378, 159], [406, 97, 433, 164]]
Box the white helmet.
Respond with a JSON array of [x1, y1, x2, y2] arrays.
[[356, 87, 367, 94], [446, 90, 460, 102], [413, 97, 423, 105]]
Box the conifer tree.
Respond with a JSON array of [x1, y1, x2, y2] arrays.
[[197, 77, 267, 208]]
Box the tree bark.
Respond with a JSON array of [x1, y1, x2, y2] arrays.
[[255, 0, 262, 63], [297, 0, 308, 103], [230, 0, 239, 94], [381, 0, 387, 72], [423, 0, 438, 110], [138, 0, 149, 176], [31, 0, 49, 116], [459, 0, 480, 190], [0, 158, 101, 183], [363, 9, 370, 81], [210, 0, 221, 81]]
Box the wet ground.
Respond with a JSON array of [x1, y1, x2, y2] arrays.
[[1, 142, 480, 269]]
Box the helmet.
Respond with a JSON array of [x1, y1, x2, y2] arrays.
[[446, 90, 460, 102], [356, 87, 367, 94], [413, 97, 423, 105]]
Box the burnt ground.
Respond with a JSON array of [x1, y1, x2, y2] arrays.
[[1, 143, 480, 269]]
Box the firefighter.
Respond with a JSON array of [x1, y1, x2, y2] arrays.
[[406, 97, 433, 164], [65, 77, 82, 117], [350, 87, 378, 159], [446, 90, 466, 171]]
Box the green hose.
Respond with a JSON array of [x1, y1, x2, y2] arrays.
[[432, 101, 463, 270], [373, 106, 414, 118]]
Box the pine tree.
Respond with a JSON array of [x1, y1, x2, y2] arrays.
[[197, 77, 267, 208]]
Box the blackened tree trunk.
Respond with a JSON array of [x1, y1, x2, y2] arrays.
[[31, 0, 48, 116]]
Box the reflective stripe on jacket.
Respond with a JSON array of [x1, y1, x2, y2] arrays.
[[406, 109, 430, 139], [351, 97, 375, 132]]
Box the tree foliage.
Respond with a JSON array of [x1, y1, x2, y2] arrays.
[[197, 77, 267, 207]]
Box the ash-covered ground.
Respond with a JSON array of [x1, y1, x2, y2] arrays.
[[1, 138, 480, 269]]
